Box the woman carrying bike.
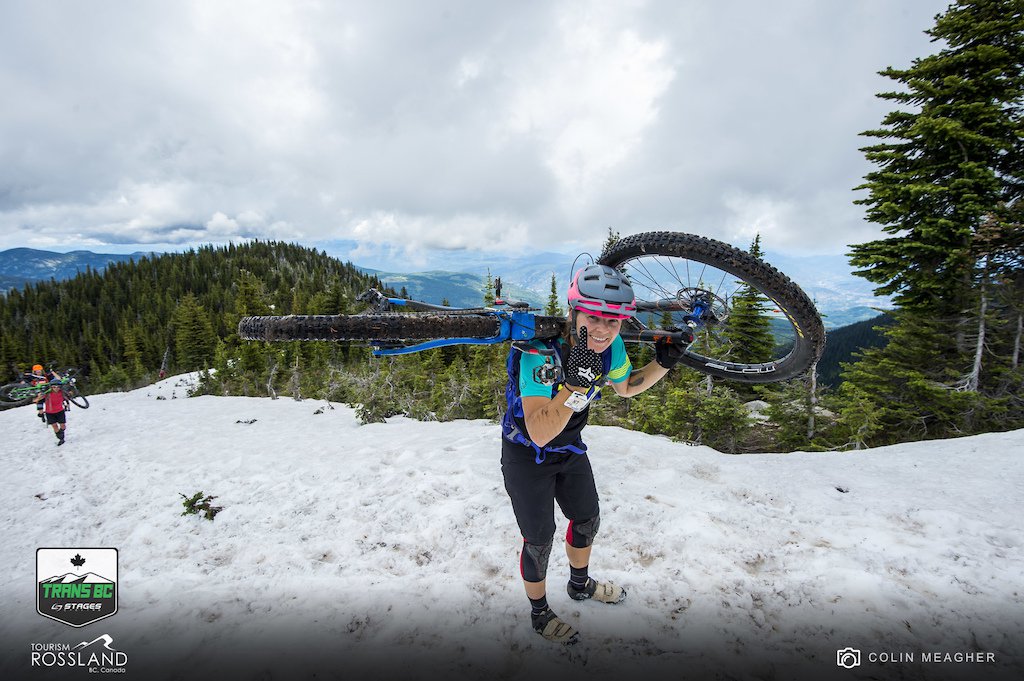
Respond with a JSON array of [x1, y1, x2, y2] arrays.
[[501, 264, 684, 645], [33, 368, 68, 445]]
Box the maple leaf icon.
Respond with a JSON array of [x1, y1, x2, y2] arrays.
[[70, 554, 86, 568]]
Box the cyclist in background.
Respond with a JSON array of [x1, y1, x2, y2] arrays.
[[26, 363, 53, 425], [500, 264, 685, 645]]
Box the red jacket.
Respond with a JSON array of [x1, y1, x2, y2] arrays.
[[42, 386, 65, 414]]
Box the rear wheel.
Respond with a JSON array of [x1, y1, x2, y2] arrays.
[[0, 382, 38, 405], [600, 231, 825, 383]]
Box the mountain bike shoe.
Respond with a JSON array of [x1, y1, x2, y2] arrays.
[[567, 577, 626, 604], [531, 608, 580, 645]]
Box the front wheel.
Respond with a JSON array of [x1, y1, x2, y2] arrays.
[[63, 385, 90, 409], [600, 231, 825, 383]]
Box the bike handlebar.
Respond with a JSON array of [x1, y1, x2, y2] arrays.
[[619, 328, 695, 346]]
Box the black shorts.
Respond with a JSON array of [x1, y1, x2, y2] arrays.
[[501, 440, 600, 545], [45, 411, 66, 425]]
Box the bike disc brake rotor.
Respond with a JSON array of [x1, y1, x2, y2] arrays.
[[675, 287, 730, 325]]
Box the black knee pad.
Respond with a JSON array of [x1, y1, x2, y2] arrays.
[[520, 540, 552, 582], [566, 515, 600, 548]]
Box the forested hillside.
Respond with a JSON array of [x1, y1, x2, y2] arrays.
[[0, 241, 386, 390], [818, 314, 894, 387]]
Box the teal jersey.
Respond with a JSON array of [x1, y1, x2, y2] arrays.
[[518, 335, 632, 398]]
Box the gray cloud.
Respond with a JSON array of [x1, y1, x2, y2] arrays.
[[0, 0, 950, 256]]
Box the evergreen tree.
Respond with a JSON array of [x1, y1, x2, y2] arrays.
[[831, 384, 885, 450], [120, 320, 146, 385], [724, 235, 775, 370], [235, 269, 271, 316], [762, 372, 829, 452], [436, 356, 472, 420], [624, 366, 750, 453], [694, 387, 751, 454], [544, 273, 562, 316], [173, 293, 217, 370], [600, 227, 622, 258], [483, 270, 496, 306], [844, 0, 1024, 441]]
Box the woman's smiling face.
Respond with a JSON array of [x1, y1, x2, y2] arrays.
[[575, 313, 622, 353]]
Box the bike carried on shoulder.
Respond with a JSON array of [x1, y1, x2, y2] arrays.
[[0, 367, 90, 408], [238, 231, 826, 384]]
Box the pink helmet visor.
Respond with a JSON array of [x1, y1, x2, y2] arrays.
[[570, 298, 636, 319]]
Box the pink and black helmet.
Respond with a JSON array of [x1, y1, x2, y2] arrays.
[[567, 264, 636, 320]]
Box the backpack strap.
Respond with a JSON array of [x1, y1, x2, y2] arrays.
[[502, 420, 588, 464], [502, 339, 587, 463]]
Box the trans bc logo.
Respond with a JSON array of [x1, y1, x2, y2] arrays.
[[37, 548, 118, 627]]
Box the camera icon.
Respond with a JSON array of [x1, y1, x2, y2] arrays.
[[836, 647, 862, 669]]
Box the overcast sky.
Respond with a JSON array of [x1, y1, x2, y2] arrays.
[[0, 0, 952, 260]]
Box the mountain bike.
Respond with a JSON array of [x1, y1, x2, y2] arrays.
[[238, 231, 826, 384], [0, 367, 90, 408]]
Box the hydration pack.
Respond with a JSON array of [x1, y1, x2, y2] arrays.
[[501, 339, 612, 464]]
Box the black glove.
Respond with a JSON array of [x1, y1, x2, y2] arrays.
[[655, 329, 686, 369], [565, 327, 604, 388]]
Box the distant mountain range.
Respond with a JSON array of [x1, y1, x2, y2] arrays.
[[0, 248, 148, 291], [1, 246, 891, 328]]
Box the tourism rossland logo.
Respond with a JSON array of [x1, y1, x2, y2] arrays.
[[37, 548, 118, 627], [30, 633, 129, 672]]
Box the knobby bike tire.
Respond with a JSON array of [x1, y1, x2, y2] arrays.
[[600, 231, 825, 383], [0, 382, 35, 405], [64, 386, 90, 409], [238, 314, 567, 344]]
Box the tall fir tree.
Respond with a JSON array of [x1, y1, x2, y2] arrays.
[[483, 269, 496, 306], [844, 0, 1024, 442], [723, 235, 775, 370], [173, 293, 217, 371], [544, 273, 562, 316]]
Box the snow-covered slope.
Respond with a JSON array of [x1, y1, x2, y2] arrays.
[[0, 375, 1020, 681]]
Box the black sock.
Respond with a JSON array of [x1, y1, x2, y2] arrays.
[[529, 595, 549, 616], [569, 565, 589, 590]]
